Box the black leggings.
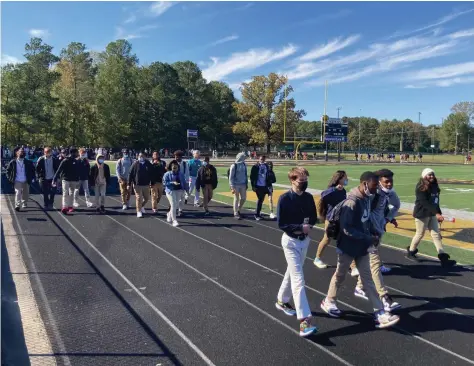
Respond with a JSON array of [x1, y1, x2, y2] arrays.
[[255, 186, 269, 216]]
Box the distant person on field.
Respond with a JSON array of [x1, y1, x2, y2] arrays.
[[89, 154, 110, 214], [116, 148, 134, 210], [407, 168, 456, 267], [195, 156, 218, 215], [7, 148, 35, 211], [229, 152, 248, 220]]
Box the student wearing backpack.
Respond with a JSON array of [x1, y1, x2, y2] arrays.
[[313, 170, 348, 269], [195, 156, 218, 215], [266, 162, 277, 219], [275, 167, 318, 337], [321, 171, 400, 329], [250, 155, 272, 221], [406, 168, 456, 267], [353, 169, 401, 312], [228, 152, 248, 219]]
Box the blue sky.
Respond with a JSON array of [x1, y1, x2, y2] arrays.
[[2, 1, 474, 125]]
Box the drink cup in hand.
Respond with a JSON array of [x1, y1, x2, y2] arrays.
[[302, 224, 311, 234]]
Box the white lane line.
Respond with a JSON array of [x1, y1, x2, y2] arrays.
[[104, 213, 354, 366], [107, 196, 474, 365], [4, 196, 70, 366], [52, 203, 216, 366]]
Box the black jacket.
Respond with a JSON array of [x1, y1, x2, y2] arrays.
[[277, 190, 317, 239], [195, 164, 218, 190], [6, 159, 35, 185], [413, 181, 442, 219], [250, 163, 274, 189], [150, 161, 166, 185], [77, 158, 91, 181], [128, 160, 153, 186], [89, 164, 111, 187], [53, 157, 80, 182], [35, 156, 60, 180]]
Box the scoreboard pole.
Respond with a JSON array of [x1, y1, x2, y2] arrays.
[[324, 80, 328, 162]]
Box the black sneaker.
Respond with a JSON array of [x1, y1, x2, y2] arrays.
[[438, 253, 456, 268], [96, 207, 101, 213], [185, 199, 188, 205], [406, 247, 420, 262], [204, 210, 210, 216], [15, 206, 20, 212], [100, 206, 106, 214], [254, 215, 262, 221]]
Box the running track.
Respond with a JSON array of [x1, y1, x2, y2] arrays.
[[2, 184, 474, 366]]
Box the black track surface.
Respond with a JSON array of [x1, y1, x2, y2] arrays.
[[2, 181, 474, 366]]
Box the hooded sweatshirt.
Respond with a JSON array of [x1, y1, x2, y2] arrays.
[[229, 153, 248, 188], [370, 186, 400, 236], [89, 155, 111, 186], [337, 187, 375, 258]]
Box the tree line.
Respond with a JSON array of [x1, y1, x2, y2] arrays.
[[1, 37, 472, 154]]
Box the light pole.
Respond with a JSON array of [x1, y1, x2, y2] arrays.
[[358, 109, 362, 155], [337, 107, 342, 161]]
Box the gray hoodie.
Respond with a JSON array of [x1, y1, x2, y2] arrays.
[[337, 187, 374, 258], [229, 153, 248, 188], [370, 187, 400, 236]]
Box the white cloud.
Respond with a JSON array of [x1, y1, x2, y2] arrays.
[[115, 26, 141, 41], [28, 29, 50, 38], [299, 35, 360, 62], [389, 8, 474, 39], [449, 28, 474, 39], [403, 62, 474, 81], [124, 14, 137, 24], [149, 1, 175, 17], [210, 35, 239, 47], [202, 44, 298, 81], [1, 54, 21, 66]]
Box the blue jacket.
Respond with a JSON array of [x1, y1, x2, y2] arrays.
[[163, 171, 189, 194], [188, 158, 202, 177]]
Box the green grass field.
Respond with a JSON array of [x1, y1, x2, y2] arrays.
[[215, 164, 474, 212]]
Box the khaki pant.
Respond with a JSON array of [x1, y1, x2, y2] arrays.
[[202, 184, 213, 210], [232, 185, 247, 215], [119, 179, 131, 205], [356, 248, 387, 297], [95, 183, 106, 207], [14, 182, 29, 207], [134, 185, 150, 212], [151, 183, 163, 210], [62, 181, 79, 208], [409, 216, 444, 254], [327, 252, 384, 311], [315, 220, 331, 259]]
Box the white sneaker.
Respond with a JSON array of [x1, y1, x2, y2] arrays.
[[382, 295, 401, 312], [269, 212, 276, 219], [351, 268, 360, 277], [137, 211, 143, 218], [122, 204, 128, 210], [141, 207, 145, 214], [73, 202, 80, 208], [313, 258, 328, 269], [86, 202, 94, 208], [320, 298, 342, 318], [374, 310, 400, 329], [166, 212, 172, 223], [177, 210, 182, 217], [172, 220, 179, 227], [21, 203, 27, 209], [354, 287, 369, 300]]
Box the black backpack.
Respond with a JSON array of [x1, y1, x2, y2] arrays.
[[326, 198, 355, 239]]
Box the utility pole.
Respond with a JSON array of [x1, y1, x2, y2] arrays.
[[455, 127, 459, 155], [431, 126, 435, 160], [358, 109, 362, 154], [337, 107, 342, 162], [400, 127, 404, 152], [417, 112, 421, 152], [324, 80, 328, 162]]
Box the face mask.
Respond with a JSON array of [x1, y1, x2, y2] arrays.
[[343, 179, 349, 186], [364, 183, 374, 197], [123, 154, 128, 158], [45, 154, 51, 159], [19, 153, 26, 159], [380, 185, 392, 193], [297, 181, 308, 192], [98, 159, 104, 164], [81, 154, 87, 159], [203, 162, 208, 166], [139, 157, 144, 163]]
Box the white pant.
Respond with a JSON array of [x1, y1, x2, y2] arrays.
[[14, 181, 29, 207], [167, 190, 182, 221], [62, 181, 79, 208], [277, 234, 311, 320], [188, 176, 200, 204], [73, 180, 91, 204]]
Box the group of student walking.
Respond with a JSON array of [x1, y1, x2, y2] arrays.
[[6, 147, 457, 337], [274, 166, 456, 337]]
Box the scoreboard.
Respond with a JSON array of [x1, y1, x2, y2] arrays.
[[324, 118, 348, 142]]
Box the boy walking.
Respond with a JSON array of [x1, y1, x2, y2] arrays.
[[89, 154, 110, 213], [195, 156, 218, 215]]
